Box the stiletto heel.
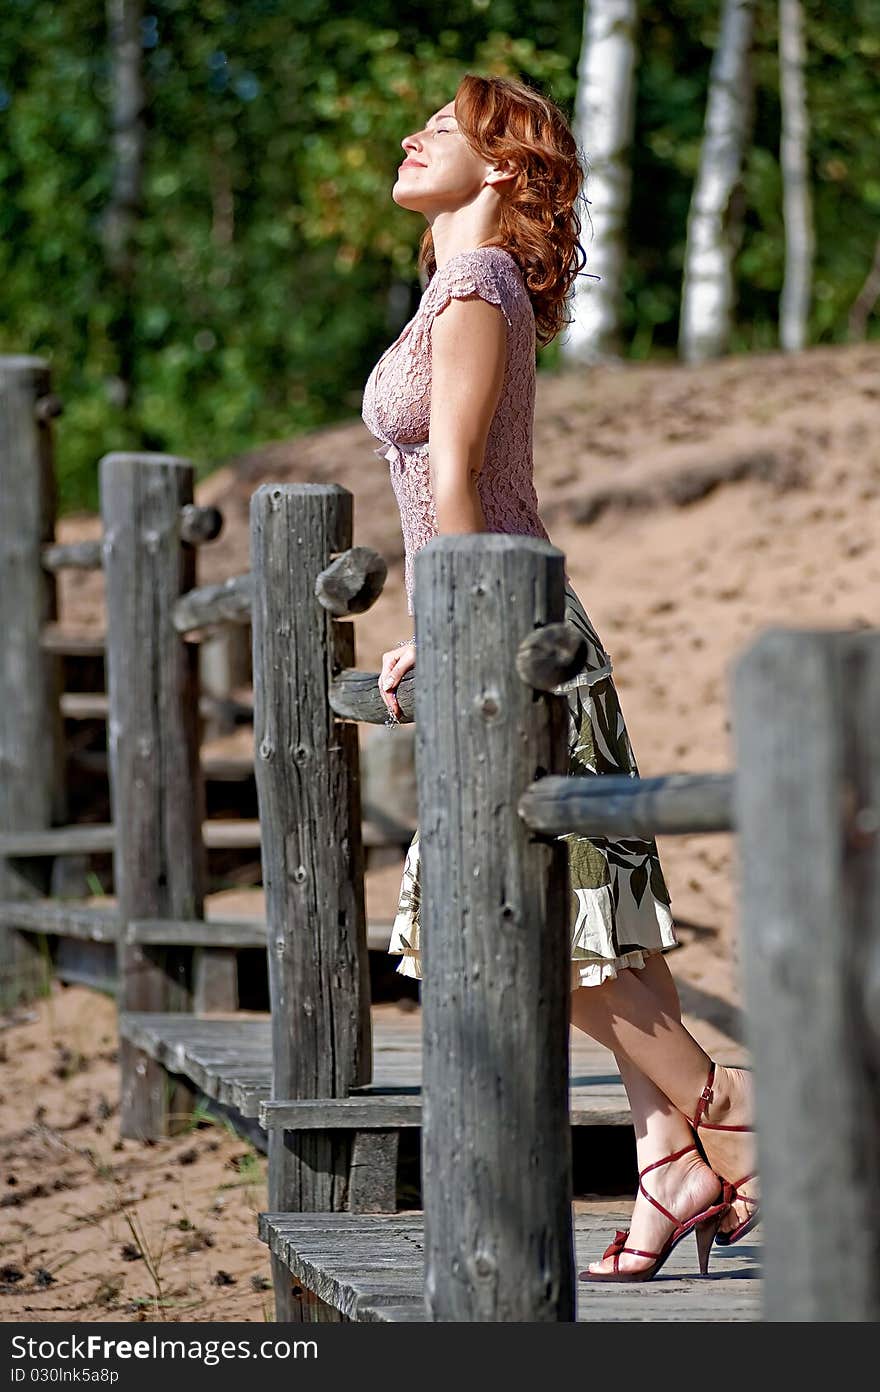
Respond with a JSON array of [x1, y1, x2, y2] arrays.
[[690, 1060, 760, 1246], [694, 1211, 724, 1276], [578, 1142, 733, 1283]]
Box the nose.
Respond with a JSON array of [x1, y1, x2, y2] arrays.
[[401, 133, 423, 158]]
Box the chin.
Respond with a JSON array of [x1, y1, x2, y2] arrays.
[[392, 183, 426, 213]]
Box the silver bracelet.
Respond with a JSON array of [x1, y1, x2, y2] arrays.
[[393, 636, 416, 648]]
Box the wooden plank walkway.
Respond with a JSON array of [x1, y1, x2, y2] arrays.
[[117, 1010, 637, 1125], [258, 1211, 761, 1322]]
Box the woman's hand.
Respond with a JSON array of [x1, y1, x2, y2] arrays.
[[378, 640, 416, 722]]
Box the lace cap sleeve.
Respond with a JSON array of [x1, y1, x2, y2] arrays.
[[424, 249, 514, 331]]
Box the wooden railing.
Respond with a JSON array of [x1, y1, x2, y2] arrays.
[[3, 360, 878, 1323]]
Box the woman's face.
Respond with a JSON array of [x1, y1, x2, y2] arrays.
[[394, 99, 495, 213]]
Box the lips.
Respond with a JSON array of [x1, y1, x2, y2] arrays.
[[399, 160, 426, 169]]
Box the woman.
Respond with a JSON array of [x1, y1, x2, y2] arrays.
[[361, 73, 758, 1281]]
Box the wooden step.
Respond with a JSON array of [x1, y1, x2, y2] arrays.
[[258, 1211, 762, 1322], [119, 1013, 272, 1117], [118, 1011, 637, 1128], [40, 629, 106, 657]]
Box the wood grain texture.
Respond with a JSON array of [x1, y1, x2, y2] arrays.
[[348, 1129, 399, 1213], [179, 503, 223, 546], [100, 453, 210, 1138], [172, 571, 253, 634], [515, 620, 589, 691], [0, 817, 264, 857], [0, 902, 390, 953], [258, 1211, 761, 1322], [250, 484, 372, 1318], [328, 667, 414, 726], [0, 356, 64, 1005], [121, 1010, 639, 1129], [519, 772, 734, 837], [414, 534, 575, 1322], [41, 539, 103, 572], [732, 628, 880, 1321], [192, 945, 239, 1012], [314, 546, 387, 616]]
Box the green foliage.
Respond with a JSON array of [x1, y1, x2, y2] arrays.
[[0, 0, 877, 510]]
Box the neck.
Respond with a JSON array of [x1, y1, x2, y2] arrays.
[[428, 207, 502, 271]]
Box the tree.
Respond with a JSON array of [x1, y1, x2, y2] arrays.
[[848, 233, 880, 339], [778, 0, 813, 350], [102, 0, 146, 413], [563, 0, 640, 363], [679, 0, 756, 362]]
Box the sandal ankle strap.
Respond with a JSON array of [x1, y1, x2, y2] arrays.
[[692, 1060, 716, 1129], [692, 1060, 752, 1133]]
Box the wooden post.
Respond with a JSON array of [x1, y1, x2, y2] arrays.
[[416, 534, 575, 1322], [101, 453, 208, 1138], [250, 484, 371, 1321], [0, 356, 65, 1007], [732, 628, 880, 1321]]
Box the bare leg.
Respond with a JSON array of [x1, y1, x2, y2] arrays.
[[571, 954, 757, 1236], [586, 1046, 726, 1275]]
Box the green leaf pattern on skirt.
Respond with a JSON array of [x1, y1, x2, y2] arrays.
[[388, 582, 678, 987]]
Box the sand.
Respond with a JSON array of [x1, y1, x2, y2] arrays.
[[3, 340, 877, 1320]]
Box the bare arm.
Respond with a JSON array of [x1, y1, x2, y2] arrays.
[[429, 294, 507, 534]]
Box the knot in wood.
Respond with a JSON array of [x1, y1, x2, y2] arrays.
[[258, 737, 274, 761], [477, 691, 501, 720], [849, 805, 879, 849], [516, 622, 589, 691], [292, 744, 310, 766], [34, 393, 63, 421], [473, 1252, 496, 1279], [292, 865, 307, 884]]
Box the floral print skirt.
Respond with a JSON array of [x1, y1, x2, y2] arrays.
[[388, 580, 678, 988]]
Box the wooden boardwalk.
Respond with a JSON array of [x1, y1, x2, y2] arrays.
[[118, 1008, 639, 1125], [258, 1211, 761, 1321]]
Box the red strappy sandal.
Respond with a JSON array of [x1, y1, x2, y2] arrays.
[[691, 1060, 760, 1246], [578, 1142, 733, 1283]]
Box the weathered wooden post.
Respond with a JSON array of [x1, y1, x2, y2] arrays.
[[250, 483, 372, 1321], [0, 356, 65, 1007], [732, 628, 880, 1320], [101, 453, 209, 1138], [417, 534, 575, 1321]]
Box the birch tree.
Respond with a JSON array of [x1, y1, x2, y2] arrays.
[[679, 0, 756, 362], [779, 0, 814, 351], [562, 0, 639, 364]]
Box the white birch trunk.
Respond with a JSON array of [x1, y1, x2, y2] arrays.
[[679, 0, 756, 363], [779, 0, 814, 351], [562, 0, 639, 364]]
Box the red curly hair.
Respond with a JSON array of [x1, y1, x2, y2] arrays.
[[418, 74, 588, 347]]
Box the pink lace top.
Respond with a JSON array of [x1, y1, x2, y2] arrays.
[[361, 245, 560, 616]]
